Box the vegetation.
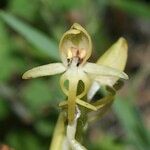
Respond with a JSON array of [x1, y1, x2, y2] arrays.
[[0, 0, 150, 149]]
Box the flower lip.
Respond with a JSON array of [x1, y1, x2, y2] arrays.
[[59, 23, 92, 67]]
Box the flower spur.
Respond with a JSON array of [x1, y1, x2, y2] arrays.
[[22, 23, 128, 124]]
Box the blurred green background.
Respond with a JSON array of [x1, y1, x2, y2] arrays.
[[0, 0, 150, 150]]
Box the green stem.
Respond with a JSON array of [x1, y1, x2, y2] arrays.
[[49, 112, 66, 150], [75, 106, 88, 143]]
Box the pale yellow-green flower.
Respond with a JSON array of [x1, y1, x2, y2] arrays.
[[22, 23, 128, 123]]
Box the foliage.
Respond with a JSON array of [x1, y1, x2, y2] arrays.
[[0, 0, 149, 150]]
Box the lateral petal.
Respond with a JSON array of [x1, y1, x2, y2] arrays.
[[22, 63, 66, 79], [83, 62, 128, 79]]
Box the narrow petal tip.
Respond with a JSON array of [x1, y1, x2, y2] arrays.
[[22, 72, 32, 79], [118, 37, 128, 50], [123, 72, 129, 80]]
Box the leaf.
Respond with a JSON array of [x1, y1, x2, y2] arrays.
[[0, 21, 10, 56], [90, 135, 125, 150], [0, 11, 60, 60], [0, 20, 16, 81], [113, 97, 150, 150]]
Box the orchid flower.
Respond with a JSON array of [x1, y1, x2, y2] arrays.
[[22, 23, 128, 124]]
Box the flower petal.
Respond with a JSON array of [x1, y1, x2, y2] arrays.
[[96, 37, 128, 86], [22, 63, 66, 79], [87, 81, 100, 101], [87, 38, 128, 101], [59, 23, 92, 66], [97, 37, 128, 70], [83, 62, 128, 79]]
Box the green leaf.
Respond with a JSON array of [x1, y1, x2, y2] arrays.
[[89, 135, 125, 150], [0, 21, 10, 56], [0, 20, 16, 81], [0, 11, 60, 60], [113, 97, 150, 150]]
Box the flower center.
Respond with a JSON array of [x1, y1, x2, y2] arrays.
[[67, 46, 86, 67]]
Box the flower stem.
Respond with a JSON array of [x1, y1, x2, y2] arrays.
[[49, 112, 66, 150]]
